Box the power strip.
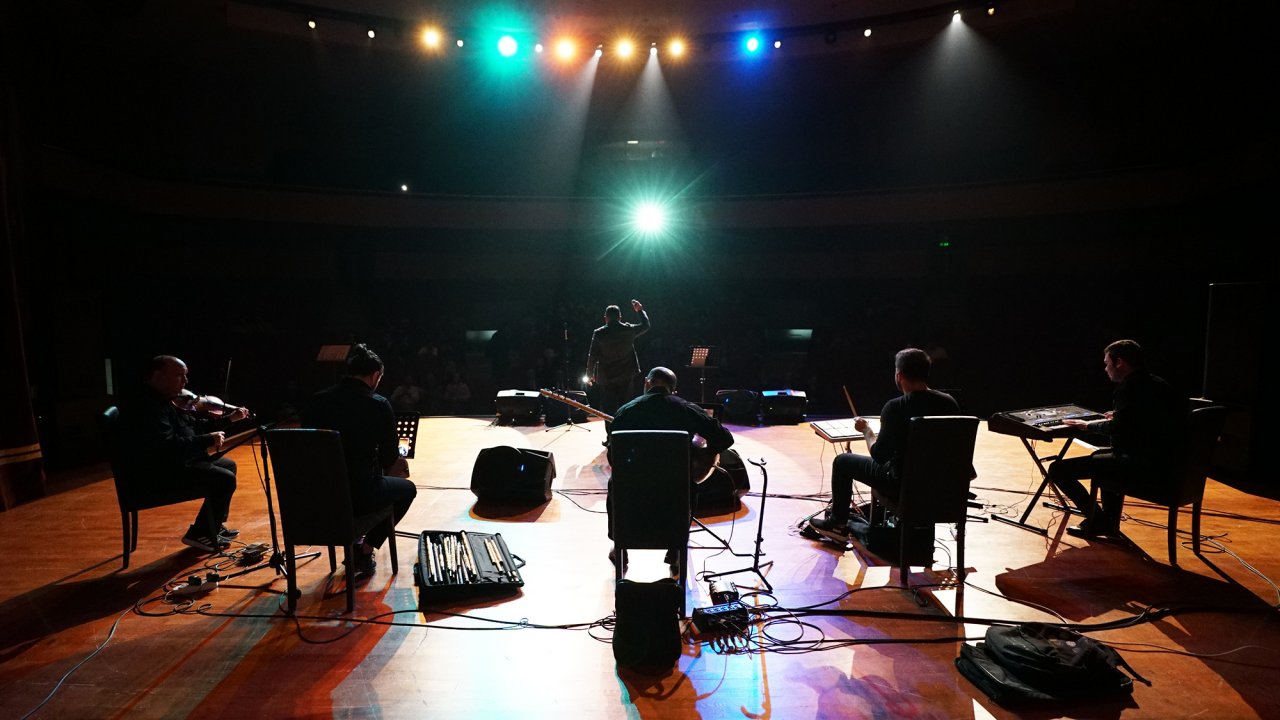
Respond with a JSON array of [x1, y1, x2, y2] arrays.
[[172, 575, 218, 598], [690, 600, 749, 635]]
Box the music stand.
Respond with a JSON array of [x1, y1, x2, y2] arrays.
[[701, 458, 773, 592], [686, 346, 716, 404]]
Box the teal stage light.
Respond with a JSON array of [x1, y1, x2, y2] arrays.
[[633, 202, 667, 236], [497, 35, 518, 57]]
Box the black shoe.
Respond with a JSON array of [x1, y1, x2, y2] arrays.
[[1066, 517, 1120, 539], [182, 532, 229, 554], [809, 516, 852, 542], [348, 547, 376, 580], [218, 525, 240, 540]]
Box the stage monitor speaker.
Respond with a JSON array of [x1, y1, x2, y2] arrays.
[[494, 389, 541, 425], [543, 389, 588, 425], [715, 389, 760, 425], [613, 579, 681, 671], [470, 446, 556, 504], [760, 389, 807, 424]]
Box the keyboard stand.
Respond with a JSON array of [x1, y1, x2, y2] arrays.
[[991, 435, 1084, 535]]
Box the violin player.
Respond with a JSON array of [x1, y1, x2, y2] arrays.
[[117, 355, 250, 553]]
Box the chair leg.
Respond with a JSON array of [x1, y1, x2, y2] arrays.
[[899, 523, 909, 588], [386, 516, 399, 574], [121, 511, 131, 569], [286, 543, 300, 614], [328, 546, 337, 572], [679, 546, 688, 619], [956, 519, 966, 583], [1191, 501, 1203, 557], [344, 545, 356, 614], [1168, 505, 1179, 566], [130, 511, 140, 551]]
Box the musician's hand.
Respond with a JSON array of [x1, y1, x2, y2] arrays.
[[229, 407, 249, 422], [1063, 418, 1088, 428], [854, 417, 869, 433], [209, 431, 227, 454], [1103, 411, 1114, 420], [388, 456, 411, 478], [631, 299, 643, 313]]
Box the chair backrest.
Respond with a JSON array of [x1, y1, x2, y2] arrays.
[[609, 430, 691, 549], [896, 415, 980, 523], [1138, 404, 1226, 507], [100, 406, 133, 507], [265, 428, 357, 547]]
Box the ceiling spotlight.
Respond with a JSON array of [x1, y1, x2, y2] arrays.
[[400, 184, 408, 191], [864, 28, 872, 38], [668, 39, 686, 57], [367, 27, 376, 39], [535, 43, 544, 53], [617, 39, 635, 58], [497, 35, 518, 57], [306, 18, 316, 30], [594, 46, 603, 58], [773, 40, 782, 49], [649, 45, 657, 56], [456, 39, 465, 48], [988, 5, 997, 15], [555, 39, 576, 60], [421, 27, 441, 48]]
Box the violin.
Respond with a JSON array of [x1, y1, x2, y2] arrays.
[[171, 389, 252, 420]]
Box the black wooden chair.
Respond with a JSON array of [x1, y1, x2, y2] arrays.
[[1093, 404, 1226, 565], [265, 428, 399, 613], [609, 429, 691, 617], [870, 415, 980, 587], [102, 406, 211, 569]]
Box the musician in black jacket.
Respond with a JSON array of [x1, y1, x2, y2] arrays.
[[586, 299, 650, 422], [1048, 339, 1186, 538], [809, 348, 961, 541], [606, 366, 734, 570], [302, 344, 417, 578], [116, 355, 249, 553]]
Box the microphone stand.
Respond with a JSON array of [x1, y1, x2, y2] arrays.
[[215, 415, 320, 584], [702, 458, 773, 593]]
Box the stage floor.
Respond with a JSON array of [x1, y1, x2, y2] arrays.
[[2, 416, 1278, 719]]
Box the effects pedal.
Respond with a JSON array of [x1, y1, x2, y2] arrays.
[[709, 579, 740, 604], [690, 600, 749, 635], [240, 542, 269, 565]]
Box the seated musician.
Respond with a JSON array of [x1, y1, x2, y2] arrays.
[[606, 366, 734, 571], [301, 344, 417, 579], [809, 348, 960, 542], [117, 355, 250, 554], [1047, 339, 1185, 538]]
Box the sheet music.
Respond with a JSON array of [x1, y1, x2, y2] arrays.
[[810, 417, 879, 443]]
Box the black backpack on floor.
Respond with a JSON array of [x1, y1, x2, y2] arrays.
[[957, 623, 1149, 708]]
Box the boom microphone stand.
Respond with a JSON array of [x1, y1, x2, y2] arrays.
[[702, 457, 773, 592], [215, 418, 319, 584]]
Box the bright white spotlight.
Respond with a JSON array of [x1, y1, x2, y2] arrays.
[[864, 28, 872, 38], [773, 40, 782, 49], [400, 184, 408, 191], [307, 18, 316, 30], [535, 43, 544, 53], [617, 39, 635, 58], [421, 27, 441, 48], [669, 39, 686, 57], [367, 27, 376, 39], [456, 39, 465, 48], [555, 38, 576, 60], [498, 35, 518, 56], [650, 45, 657, 56], [745, 36, 760, 53], [634, 202, 667, 235]]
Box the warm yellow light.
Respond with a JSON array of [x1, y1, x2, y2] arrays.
[[421, 27, 442, 48], [555, 38, 576, 60], [668, 38, 686, 57], [616, 39, 634, 58]]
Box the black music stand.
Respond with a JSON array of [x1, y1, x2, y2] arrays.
[[701, 458, 773, 593], [686, 346, 716, 404], [545, 389, 590, 433]]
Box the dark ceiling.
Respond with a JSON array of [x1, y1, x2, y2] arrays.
[[8, 0, 1277, 198]]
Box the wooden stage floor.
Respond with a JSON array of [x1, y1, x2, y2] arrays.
[[2, 417, 1278, 719]]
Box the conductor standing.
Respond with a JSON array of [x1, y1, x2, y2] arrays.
[[586, 299, 650, 423]]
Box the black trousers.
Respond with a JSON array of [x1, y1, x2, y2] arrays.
[[829, 452, 895, 523], [595, 372, 639, 425], [179, 457, 238, 537], [354, 475, 417, 548], [1046, 449, 1133, 526]]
